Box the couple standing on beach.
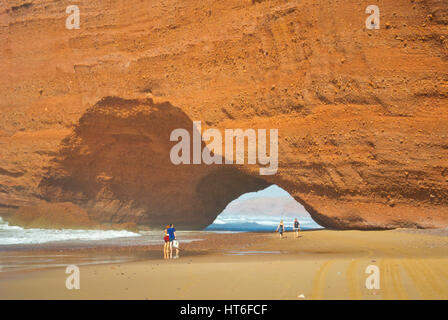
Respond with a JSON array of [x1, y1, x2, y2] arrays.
[[276, 218, 301, 239], [163, 224, 179, 259]]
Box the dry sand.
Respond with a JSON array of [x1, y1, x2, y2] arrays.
[[1, 230, 448, 300]]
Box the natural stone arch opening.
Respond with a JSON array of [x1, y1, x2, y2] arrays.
[[206, 184, 323, 232]]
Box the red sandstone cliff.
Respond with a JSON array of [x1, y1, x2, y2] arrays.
[[0, 0, 447, 229]]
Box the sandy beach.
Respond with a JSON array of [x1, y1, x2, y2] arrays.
[[1, 229, 448, 300]]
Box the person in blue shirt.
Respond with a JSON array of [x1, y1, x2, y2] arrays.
[[293, 218, 301, 238], [167, 224, 177, 257]]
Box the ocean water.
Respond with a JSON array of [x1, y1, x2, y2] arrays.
[[0, 213, 321, 247], [205, 214, 323, 232], [0, 217, 206, 250], [0, 216, 140, 246], [0, 218, 205, 272], [0, 212, 320, 273]]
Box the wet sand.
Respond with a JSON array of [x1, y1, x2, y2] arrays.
[[1, 230, 448, 299]]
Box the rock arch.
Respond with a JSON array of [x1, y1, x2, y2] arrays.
[[37, 96, 448, 230]]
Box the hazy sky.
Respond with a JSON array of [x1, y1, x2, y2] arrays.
[[237, 185, 292, 200], [211, 184, 322, 229]]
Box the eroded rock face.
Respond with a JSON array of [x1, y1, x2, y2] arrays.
[[9, 201, 93, 229], [1, 0, 448, 229]]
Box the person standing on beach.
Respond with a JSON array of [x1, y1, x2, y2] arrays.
[[167, 224, 177, 258], [293, 218, 301, 238], [163, 225, 170, 259], [276, 220, 285, 239]]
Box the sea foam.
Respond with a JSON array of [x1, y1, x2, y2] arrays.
[[0, 217, 140, 245], [206, 214, 323, 232]]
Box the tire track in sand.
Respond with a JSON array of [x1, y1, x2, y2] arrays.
[[347, 260, 362, 299], [311, 260, 334, 300], [379, 259, 408, 300], [401, 259, 448, 299], [412, 259, 448, 299], [426, 259, 448, 282]]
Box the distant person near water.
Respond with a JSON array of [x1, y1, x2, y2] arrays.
[[293, 218, 301, 238], [276, 220, 285, 239]]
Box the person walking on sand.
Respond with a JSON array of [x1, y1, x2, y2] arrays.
[[163, 225, 170, 259], [276, 220, 285, 239], [293, 218, 301, 238], [167, 223, 177, 258]]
